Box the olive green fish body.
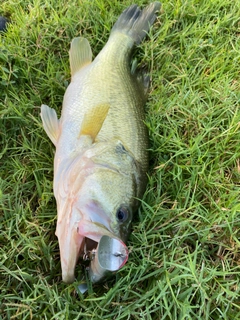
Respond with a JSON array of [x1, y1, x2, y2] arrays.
[[41, 2, 161, 285]]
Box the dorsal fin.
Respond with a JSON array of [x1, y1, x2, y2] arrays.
[[69, 37, 92, 76], [79, 104, 110, 141]]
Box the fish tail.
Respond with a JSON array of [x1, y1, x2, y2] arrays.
[[111, 2, 161, 45]]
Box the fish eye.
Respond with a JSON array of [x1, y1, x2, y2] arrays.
[[116, 206, 129, 223]]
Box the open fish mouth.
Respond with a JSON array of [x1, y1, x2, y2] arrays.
[[78, 235, 129, 293], [57, 212, 129, 284]]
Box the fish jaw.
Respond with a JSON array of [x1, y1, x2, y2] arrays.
[[55, 202, 122, 283], [55, 214, 84, 283]]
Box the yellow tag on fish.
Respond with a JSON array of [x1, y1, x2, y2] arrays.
[[79, 104, 110, 140]]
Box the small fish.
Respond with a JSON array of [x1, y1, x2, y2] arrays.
[[41, 2, 160, 285]]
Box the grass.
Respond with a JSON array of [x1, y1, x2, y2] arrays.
[[0, 0, 239, 319]]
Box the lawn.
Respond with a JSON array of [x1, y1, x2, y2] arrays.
[[0, 0, 239, 319]]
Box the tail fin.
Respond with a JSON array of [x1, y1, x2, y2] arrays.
[[111, 2, 161, 45]]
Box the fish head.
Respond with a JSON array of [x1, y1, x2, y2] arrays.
[[77, 140, 144, 239], [55, 140, 146, 283]]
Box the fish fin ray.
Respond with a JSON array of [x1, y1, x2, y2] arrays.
[[70, 37, 92, 76], [40, 104, 60, 145], [111, 2, 161, 45], [79, 104, 110, 140], [136, 69, 150, 98], [131, 58, 138, 75]]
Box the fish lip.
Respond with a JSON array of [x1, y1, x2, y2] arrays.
[[77, 218, 118, 243]]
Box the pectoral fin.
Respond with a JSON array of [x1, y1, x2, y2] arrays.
[[70, 37, 92, 76], [40, 104, 60, 146], [79, 104, 110, 141]]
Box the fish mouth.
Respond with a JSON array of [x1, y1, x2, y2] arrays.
[[79, 221, 129, 282], [58, 218, 129, 284], [78, 218, 128, 283], [81, 235, 129, 284]]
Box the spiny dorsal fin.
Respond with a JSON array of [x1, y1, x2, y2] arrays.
[[79, 104, 110, 141], [69, 37, 92, 76], [40, 104, 60, 146]]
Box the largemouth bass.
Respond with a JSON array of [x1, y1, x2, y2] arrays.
[[40, 2, 160, 286]]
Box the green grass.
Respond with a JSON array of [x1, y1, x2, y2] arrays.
[[0, 0, 239, 319]]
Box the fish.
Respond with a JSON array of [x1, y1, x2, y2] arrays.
[[40, 2, 161, 286]]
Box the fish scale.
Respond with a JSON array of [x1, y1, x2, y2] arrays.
[[98, 49, 147, 166]]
